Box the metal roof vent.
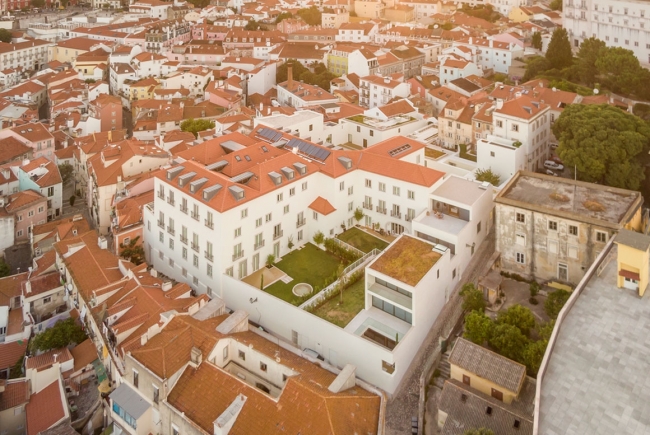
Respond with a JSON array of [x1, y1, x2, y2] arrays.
[[268, 171, 282, 185], [280, 167, 294, 180], [202, 184, 222, 201], [178, 172, 197, 187], [166, 166, 184, 180], [189, 177, 208, 193]]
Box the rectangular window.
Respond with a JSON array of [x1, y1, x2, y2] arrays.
[[302, 181, 308, 191], [569, 225, 578, 236], [153, 386, 159, 404], [241, 208, 248, 218], [348, 186, 353, 195], [260, 362, 267, 372], [256, 217, 262, 227], [133, 370, 139, 388], [379, 182, 386, 192], [516, 252, 525, 264], [234, 227, 241, 238], [548, 221, 558, 231], [265, 213, 272, 222], [207, 263, 213, 277], [348, 202, 353, 211], [277, 193, 283, 202], [393, 186, 400, 196], [193, 254, 199, 267], [596, 231, 607, 243], [365, 179, 372, 188], [182, 247, 187, 260], [289, 187, 295, 196], [339, 181, 345, 191], [512, 124, 519, 132], [496, 120, 503, 128], [516, 233, 525, 246], [169, 238, 174, 250], [239, 350, 245, 361], [516, 212, 525, 223]]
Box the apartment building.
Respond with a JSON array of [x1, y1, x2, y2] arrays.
[[0, 39, 53, 72], [438, 98, 474, 150], [354, 0, 389, 18], [563, 0, 650, 62], [87, 141, 170, 234], [439, 58, 483, 85], [491, 94, 550, 172], [359, 74, 411, 108], [489, 0, 531, 16], [88, 94, 123, 133], [454, 37, 525, 74], [322, 8, 350, 28], [17, 157, 63, 220], [5, 189, 48, 242], [337, 22, 380, 42], [276, 68, 338, 108], [495, 171, 643, 285], [327, 45, 379, 77], [0, 123, 56, 161]]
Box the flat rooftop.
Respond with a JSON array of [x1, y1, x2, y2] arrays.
[[497, 171, 642, 227], [369, 235, 441, 286], [539, 248, 650, 434], [433, 175, 489, 207]]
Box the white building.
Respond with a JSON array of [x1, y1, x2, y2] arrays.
[[438, 58, 483, 86], [359, 75, 411, 109], [254, 110, 326, 145], [491, 94, 551, 173], [476, 134, 526, 185], [0, 39, 53, 72], [453, 37, 525, 74], [17, 157, 63, 221], [563, 0, 650, 62], [488, 0, 531, 17]]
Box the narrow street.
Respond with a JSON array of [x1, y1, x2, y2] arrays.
[[384, 230, 496, 435]]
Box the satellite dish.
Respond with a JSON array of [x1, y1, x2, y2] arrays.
[[434, 24, 439, 28], [593, 88, 599, 95]]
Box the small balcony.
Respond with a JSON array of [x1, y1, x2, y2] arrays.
[[167, 226, 175, 235], [157, 191, 164, 200], [205, 219, 214, 229], [376, 206, 387, 214], [205, 251, 213, 262], [391, 211, 401, 219], [191, 211, 199, 221], [191, 242, 199, 252], [255, 240, 265, 250], [363, 202, 373, 210], [296, 218, 306, 228], [180, 235, 188, 244], [232, 250, 244, 261], [157, 220, 164, 229], [167, 196, 175, 206], [273, 230, 283, 240], [180, 206, 188, 214]]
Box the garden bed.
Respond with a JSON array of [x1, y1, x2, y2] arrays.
[[337, 227, 389, 253]]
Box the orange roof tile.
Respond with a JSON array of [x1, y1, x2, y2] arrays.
[[0, 379, 29, 411], [309, 196, 336, 215], [26, 381, 66, 435], [26, 347, 73, 372], [0, 340, 27, 371]]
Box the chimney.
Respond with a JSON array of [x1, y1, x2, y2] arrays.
[[287, 64, 293, 89]]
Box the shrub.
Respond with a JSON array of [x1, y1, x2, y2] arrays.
[[69, 195, 76, 206], [529, 297, 539, 305], [313, 230, 324, 246], [496, 304, 536, 336], [544, 289, 571, 319], [464, 310, 493, 344], [323, 238, 361, 264], [460, 283, 485, 313], [530, 281, 540, 298]]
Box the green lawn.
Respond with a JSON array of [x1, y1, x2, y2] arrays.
[[264, 243, 342, 305], [337, 227, 389, 253], [312, 278, 366, 327]]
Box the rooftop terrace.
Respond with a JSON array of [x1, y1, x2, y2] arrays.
[[369, 235, 441, 286]]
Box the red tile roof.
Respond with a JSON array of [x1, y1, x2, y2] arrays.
[[309, 196, 336, 215], [26, 381, 66, 435], [0, 379, 29, 411], [70, 339, 98, 373], [0, 340, 28, 371], [25, 347, 73, 372]]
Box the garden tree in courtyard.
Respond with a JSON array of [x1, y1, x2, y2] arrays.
[[0, 257, 10, 277], [296, 6, 321, 26], [553, 104, 650, 190], [549, 0, 562, 10], [531, 32, 542, 50], [58, 162, 74, 185], [523, 338, 548, 375], [353, 207, 364, 224], [463, 311, 493, 345], [180, 118, 216, 138], [575, 37, 606, 87], [460, 283, 485, 313], [488, 323, 529, 362], [119, 236, 145, 265], [313, 230, 325, 247], [30, 318, 87, 353], [496, 304, 536, 336], [545, 28, 573, 70], [475, 168, 500, 186], [545, 289, 571, 319], [595, 47, 646, 97], [275, 12, 292, 23]]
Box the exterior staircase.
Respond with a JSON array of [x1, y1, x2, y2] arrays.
[[433, 351, 451, 389]]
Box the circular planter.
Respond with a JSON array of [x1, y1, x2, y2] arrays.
[[292, 283, 313, 297]]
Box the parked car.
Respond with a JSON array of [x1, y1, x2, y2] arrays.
[[550, 156, 563, 165], [544, 160, 564, 171]]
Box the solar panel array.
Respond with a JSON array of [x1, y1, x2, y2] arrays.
[[258, 127, 283, 142], [286, 138, 331, 162]]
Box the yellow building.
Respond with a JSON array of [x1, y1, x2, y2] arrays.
[[508, 5, 547, 22], [48, 37, 104, 64], [614, 229, 650, 296], [384, 4, 414, 22], [354, 0, 391, 18], [447, 338, 526, 405], [128, 77, 160, 102]]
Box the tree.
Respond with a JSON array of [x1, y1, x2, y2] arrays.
[[296, 6, 321, 26], [463, 429, 495, 435], [522, 56, 550, 82], [460, 283, 485, 313], [522, 339, 548, 375], [553, 104, 650, 190], [266, 254, 275, 268], [496, 304, 536, 336], [275, 12, 292, 23], [30, 318, 87, 353], [489, 323, 529, 362], [0, 257, 10, 277], [119, 236, 145, 265], [538, 319, 556, 341], [544, 289, 571, 319], [9, 355, 24, 379], [595, 47, 644, 96], [0, 29, 12, 43], [180, 118, 216, 138], [475, 168, 500, 186], [531, 31, 542, 50], [529, 281, 540, 298], [463, 311, 493, 345], [58, 162, 74, 185], [353, 207, 364, 224], [244, 19, 265, 31], [545, 28, 573, 70], [313, 230, 325, 247], [575, 37, 606, 86], [549, 0, 562, 10]]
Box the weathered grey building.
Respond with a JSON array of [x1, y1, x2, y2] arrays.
[[495, 171, 643, 285]]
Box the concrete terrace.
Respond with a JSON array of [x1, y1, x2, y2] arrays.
[[539, 254, 650, 434]]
